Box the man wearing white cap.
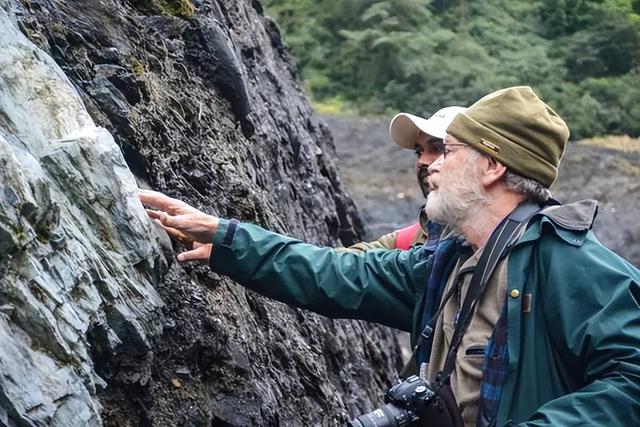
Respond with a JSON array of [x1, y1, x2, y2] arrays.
[[346, 106, 467, 252]]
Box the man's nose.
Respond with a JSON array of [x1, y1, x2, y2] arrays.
[[418, 152, 432, 166]]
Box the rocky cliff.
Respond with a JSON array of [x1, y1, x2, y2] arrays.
[[0, 1, 403, 425]]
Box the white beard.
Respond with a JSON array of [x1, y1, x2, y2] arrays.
[[425, 157, 488, 229]]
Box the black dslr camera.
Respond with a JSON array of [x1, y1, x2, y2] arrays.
[[347, 375, 445, 427]]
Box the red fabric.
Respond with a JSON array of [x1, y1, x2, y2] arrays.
[[394, 222, 421, 250]]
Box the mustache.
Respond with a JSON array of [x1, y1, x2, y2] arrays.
[[426, 173, 440, 191], [417, 165, 430, 183]]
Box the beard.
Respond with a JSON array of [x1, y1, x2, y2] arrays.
[[425, 156, 488, 229]]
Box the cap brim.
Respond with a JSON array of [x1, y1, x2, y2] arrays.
[[389, 107, 467, 149], [389, 113, 423, 149]]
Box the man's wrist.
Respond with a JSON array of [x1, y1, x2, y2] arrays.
[[212, 218, 236, 247]]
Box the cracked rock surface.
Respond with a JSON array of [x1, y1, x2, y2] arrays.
[[1, 0, 403, 426]]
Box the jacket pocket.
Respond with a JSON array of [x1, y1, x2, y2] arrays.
[[464, 345, 486, 357]]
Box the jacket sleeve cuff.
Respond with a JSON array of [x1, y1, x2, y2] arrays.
[[210, 218, 239, 262]]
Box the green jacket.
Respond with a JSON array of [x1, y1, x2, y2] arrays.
[[209, 200, 640, 426]]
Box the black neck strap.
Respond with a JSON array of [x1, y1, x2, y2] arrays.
[[399, 202, 539, 381], [399, 283, 457, 379], [437, 202, 539, 384]]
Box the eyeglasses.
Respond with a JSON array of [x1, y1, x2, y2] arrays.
[[442, 143, 470, 159]]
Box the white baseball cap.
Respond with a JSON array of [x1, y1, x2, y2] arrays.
[[389, 106, 467, 149]]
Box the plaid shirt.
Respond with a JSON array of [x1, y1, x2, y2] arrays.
[[417, 231, 510, 427], [477, 303, 509, 427], [416, 231, 461, 366]]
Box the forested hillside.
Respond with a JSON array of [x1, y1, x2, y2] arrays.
[[264, 0, 640, 138]]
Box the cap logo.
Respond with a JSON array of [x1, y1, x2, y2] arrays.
[[480, 138, 501, 152]]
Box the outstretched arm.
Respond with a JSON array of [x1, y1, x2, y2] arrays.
[[209, 218, 428, 329], [138, 189, 430, 330]]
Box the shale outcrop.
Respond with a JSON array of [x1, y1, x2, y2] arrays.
[[1, 1, 403, 425]]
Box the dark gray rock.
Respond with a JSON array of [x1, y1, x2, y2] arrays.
[[2, 0, 402, 426]]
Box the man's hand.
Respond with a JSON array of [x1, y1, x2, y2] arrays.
[[139, 189, 218, 262]]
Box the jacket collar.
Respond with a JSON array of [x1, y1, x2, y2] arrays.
[[517, 199, 599, 247]]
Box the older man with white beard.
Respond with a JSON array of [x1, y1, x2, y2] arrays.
[[139, 87, 640, 427]]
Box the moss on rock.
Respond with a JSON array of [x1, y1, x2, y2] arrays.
[[154, 0, 195, 18]]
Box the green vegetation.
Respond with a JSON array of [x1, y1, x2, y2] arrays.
[[130, 0, 195, 18], [129, 57, 145, 76], [263, 0, 640, 138], [154, 0, 195, 18], [581, 135, 640, 152]]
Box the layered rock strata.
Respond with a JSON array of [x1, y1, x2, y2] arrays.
[[1, 1, 402, 425]]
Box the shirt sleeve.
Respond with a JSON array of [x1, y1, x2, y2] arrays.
[[337, 230, 398, 253], [209, 219, 431, 331]]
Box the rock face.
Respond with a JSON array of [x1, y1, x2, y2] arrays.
[[1, 1, 403, 426]]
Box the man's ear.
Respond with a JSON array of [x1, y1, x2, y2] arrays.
[[480, 155, 507, 187]]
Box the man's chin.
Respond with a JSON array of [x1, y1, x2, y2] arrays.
[[417, 170, 431, 198], [418, 186, 430, 199]]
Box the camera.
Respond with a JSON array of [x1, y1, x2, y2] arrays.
[[346, 375, 439, 427]]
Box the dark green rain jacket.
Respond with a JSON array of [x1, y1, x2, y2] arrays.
[[209, 200, 640, 426]]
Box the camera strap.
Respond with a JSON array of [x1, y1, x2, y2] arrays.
[[399, 283, 457, 379], [437, 201, 540, 384], [399, 201, 539, 381]]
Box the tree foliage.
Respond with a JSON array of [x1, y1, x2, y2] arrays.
[[264, 0, 640, 138]]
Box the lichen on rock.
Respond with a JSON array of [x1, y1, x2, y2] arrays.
[[154, 0, 195, 18]]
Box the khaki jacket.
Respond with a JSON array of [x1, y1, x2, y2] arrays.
[[342, 210, 428, 252]]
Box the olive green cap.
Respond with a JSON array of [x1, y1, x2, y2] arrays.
[[446, 86, 569, 188]]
